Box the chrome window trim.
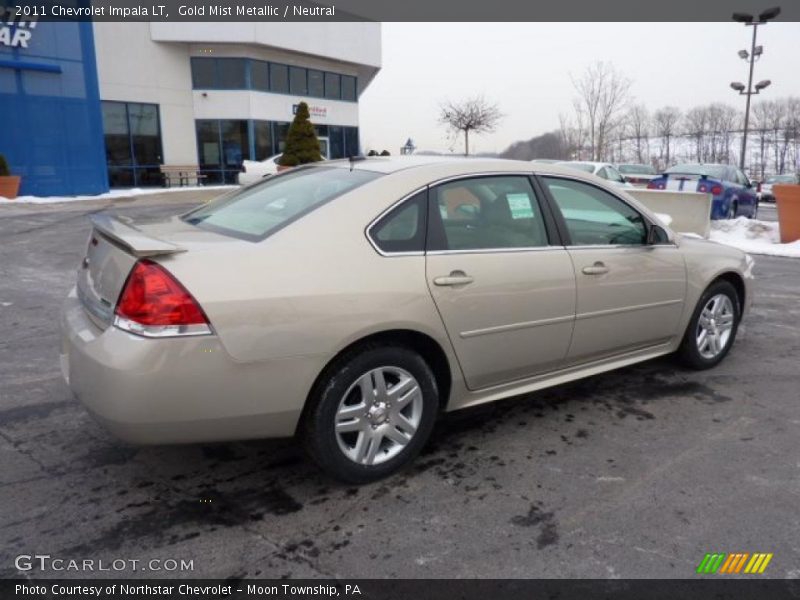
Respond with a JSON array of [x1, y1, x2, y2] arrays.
[[366, 171, 554, 257], [365, 185, 428, 258], [426, 246, 564, 256]]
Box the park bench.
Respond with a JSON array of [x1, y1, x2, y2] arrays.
[[159, 165, 207, 187]]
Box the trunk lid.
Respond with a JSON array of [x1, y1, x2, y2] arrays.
[[76, 213, 221, 330]]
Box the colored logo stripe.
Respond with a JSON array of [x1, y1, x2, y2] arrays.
[[744, 553, 773, 574], [697, 553, 726, 574], [697, 552, 773, 574]]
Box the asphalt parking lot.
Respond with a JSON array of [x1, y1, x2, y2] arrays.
[[1, 193, 799, 579]]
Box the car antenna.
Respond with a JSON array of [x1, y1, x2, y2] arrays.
[[348, 155, 367, 172]]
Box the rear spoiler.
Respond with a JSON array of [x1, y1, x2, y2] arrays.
[[89, 213, 186, 258]]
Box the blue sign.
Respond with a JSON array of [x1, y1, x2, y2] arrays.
[[0, 17, 108, 197]]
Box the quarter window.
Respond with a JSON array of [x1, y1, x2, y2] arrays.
[[370, 191, 427, 253], [428, 177, 548, 251], [542, 177, 646, 246]]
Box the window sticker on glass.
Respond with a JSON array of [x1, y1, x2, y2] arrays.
[[506, 193, 535, 219]]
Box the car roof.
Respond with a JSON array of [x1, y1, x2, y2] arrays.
[[320, 155, 604, 179]]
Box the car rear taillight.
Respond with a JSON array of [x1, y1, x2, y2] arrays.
[[114, 260, 211, 338], [647, 181, 665, 190], [711, 185, 723, 196]]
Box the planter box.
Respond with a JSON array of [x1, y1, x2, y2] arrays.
[[0, 175, 21, 199], [774, 184, 800, 244]]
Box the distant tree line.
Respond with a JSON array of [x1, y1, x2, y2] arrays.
[[500, 61, 800, 178]]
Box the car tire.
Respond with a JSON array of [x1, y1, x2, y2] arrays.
[[676, 280, 741, 370], [301, 344, 439, 483], [749, 201, 759, 219], [727, 201, 738, 219]]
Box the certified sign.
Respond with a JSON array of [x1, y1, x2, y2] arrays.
[[0, 21, 36, 49], [293, 104, 328, 119]]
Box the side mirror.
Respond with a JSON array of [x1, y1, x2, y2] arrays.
[[647, 224, 669, 245]]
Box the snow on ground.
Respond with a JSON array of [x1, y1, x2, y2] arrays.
[[709, 217, 800, 258], [0, 185, 237, 204]]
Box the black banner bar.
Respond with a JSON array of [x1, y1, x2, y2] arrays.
[[1, 0, 799, 22], [4, 579, 800, 600]]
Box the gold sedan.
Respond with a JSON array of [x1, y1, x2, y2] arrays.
[[61, 158, 753, 482]]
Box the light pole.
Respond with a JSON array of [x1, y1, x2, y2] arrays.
[[730, 6, 780, 171]]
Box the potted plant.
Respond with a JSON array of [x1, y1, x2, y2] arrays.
[[277, 102, 323, 172], [774, 183, 800, 243], [0, 154, 21, 199]]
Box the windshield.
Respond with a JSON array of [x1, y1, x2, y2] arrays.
[[556, 162, 595, 174], [665, 164, 727, 179], [184, 167, 381, 240], [618, 164, 656, 175], [766, 175, 795, 184]]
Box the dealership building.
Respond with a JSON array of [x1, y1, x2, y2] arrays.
[[0, 21, 381, 196]]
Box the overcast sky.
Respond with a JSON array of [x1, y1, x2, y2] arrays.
[[358, 22, 800, 155]]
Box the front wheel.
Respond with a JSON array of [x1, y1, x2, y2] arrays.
[[301, 345, 439, 483], [676, 280, 741, 370]]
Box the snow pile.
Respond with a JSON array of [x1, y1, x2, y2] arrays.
[[0, 185, 237, 204], [709, 217, 800, 258], [654, 212, 673, 227]]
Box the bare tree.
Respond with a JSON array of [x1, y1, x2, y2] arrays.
[[438, 96, 503, 156], [653, 106, 682, 168], [751, 101, 773, 179], [627, 104, 650, 164], [571, 62, 632, 161], [684, 106, 709, 163]]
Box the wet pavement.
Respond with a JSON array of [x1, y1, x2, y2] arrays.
[[1, 193, 799, 579]]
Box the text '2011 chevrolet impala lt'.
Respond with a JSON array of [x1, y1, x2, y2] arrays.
[[61, 157, 753, 482]]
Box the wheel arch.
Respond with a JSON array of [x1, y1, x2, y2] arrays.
[[300, 328, 454, 429], [713, 271, 746, 311]]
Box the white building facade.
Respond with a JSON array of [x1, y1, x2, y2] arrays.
[[94, 22, 381, 186]]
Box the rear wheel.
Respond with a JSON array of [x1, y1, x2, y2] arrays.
[[302, 344, 439, 483], [676, 280, 741, 370], [726, 201, 738, 219]]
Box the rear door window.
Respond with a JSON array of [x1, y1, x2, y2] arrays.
[[427, 176, 549, 251]]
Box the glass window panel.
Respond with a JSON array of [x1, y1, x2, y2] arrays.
[[274, 122, 291, 153], [220, 120, 250, 168], [344, 127, 359, 157], [289, 66, 307, 95], [102, 102, 132, 166], [196, 120, 221, 168], [324, 72, 340, 99], [184, 167, 380, 240], [129, 104, 161, 166], [328, 126, 344, 159], [254, 121, 273, 161], [431, 177, 548, 250], [191, 58, 216, 89], [371, 191, 426, 253], [308, 69, 324, 97], [217, 58, 247, 89], [270, 63, 289, 93], [341, 75, 357, 101], [542, 177, 646, 246], [251, 60, 269, 91]]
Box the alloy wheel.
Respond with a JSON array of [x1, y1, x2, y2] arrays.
[[695, 294, 735, 359], [334, 366, 424, 465]]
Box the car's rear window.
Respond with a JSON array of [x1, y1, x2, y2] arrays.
[[665, 164, 726, 179], [618, 164, 656, 175], [557, 162, 595, 173], [184, 167, 380, 240]]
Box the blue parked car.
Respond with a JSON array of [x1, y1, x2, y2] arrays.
[[647, 164, 759, 220]]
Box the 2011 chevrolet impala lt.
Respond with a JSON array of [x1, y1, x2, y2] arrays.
[[61, 158, 753, 482]]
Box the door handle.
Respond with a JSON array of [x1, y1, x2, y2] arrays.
[[582, 262, 609, 275], [433, 271, 474, 287]]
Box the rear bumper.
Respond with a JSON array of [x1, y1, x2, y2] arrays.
[[60, 288, 324, 444]]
